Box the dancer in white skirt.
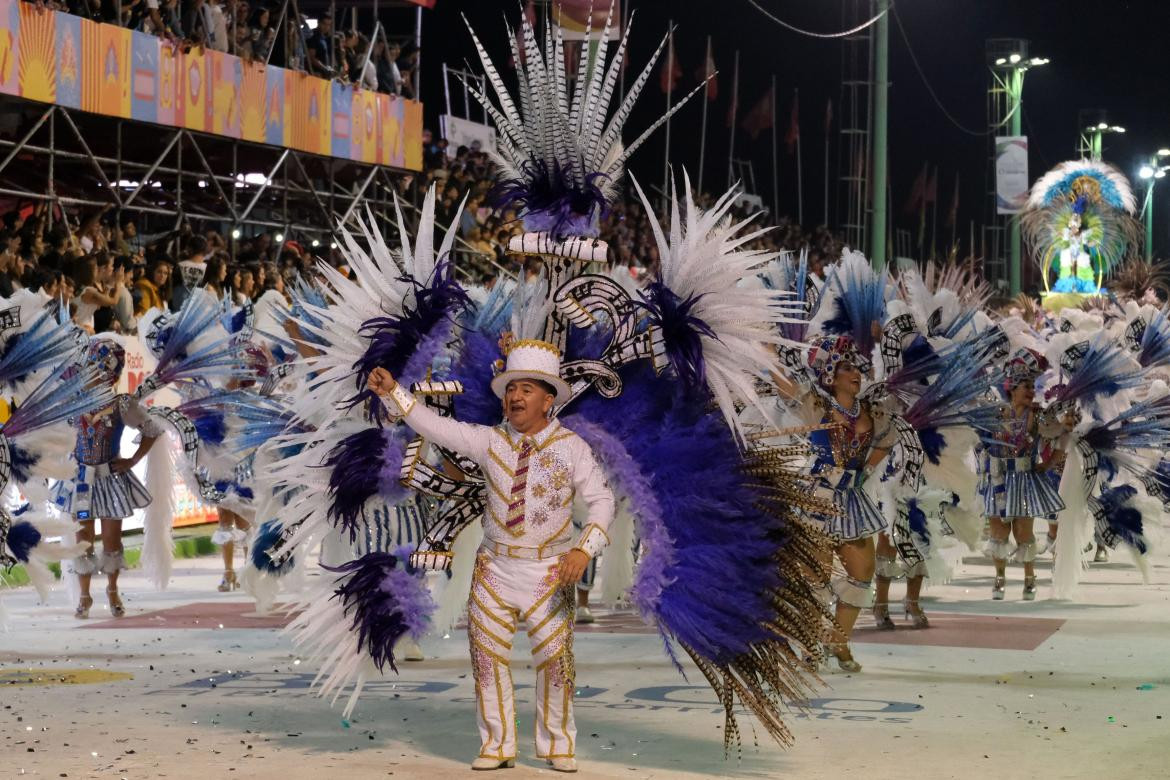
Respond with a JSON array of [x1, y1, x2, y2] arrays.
[[978, 348, 1065, 601], [54, 339, 164, 619]]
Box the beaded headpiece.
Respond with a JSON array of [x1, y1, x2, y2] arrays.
[[1002, 347, 1047, 393], [807, 334, 861, 388]]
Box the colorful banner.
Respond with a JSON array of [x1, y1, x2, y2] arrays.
[[0, 9, 423, 170], [55, 13, 81, 109], [130, 30, 157, 123], [0, 0, 19, 96]]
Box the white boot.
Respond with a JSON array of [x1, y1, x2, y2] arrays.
[[574, 605, 594, 624], [548, 757, 578, 772], [471, 757, 514, 770]]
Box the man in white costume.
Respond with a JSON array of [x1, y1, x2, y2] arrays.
[[368, 337, 615, 773]]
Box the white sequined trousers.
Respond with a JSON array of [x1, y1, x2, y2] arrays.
[[468, 549, 577, 762]]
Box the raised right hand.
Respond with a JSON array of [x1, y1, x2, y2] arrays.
[[367, 366, 398, 396]]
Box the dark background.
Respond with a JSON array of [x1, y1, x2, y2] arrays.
[[418, 1, 1170, 256]]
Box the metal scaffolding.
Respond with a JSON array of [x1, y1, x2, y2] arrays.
[[836, 0, 875, 254]]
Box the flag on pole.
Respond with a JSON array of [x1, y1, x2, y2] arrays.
[[695, 46, 718, 101], [924, 166, 939, 204], [784, 90, 800, 153], [903, 162, 929, 216], [659, 37, 682, 94], [824, 97, 833, 135], [725, 64, 739, 128], [743, 86, 774, 139], [946, 172, 960, 227]]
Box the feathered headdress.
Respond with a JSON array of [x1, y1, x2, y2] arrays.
[[1021, 160, 1141, 291], [463, 5, 705, 239]]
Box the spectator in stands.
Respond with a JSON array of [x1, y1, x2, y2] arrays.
[[72, 251, 123, 335], [110, 256, 137, 334], [373, 39, 403, 95], [345, 32, 378, 91], [201, 253, 229, 300], [236, 266, 256, 304], [306, 13, 334, 77], [248, 6, 275, 62], [397, 41, 419, 99], [206, 0, 229, 52], [171, 235, 208, 312], [135, 258, 171, 316], [183, 0, 212, 48]]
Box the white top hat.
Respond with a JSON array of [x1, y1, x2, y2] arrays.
[[490, 339, 572, 402]]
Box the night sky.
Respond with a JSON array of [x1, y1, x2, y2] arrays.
[[420, 1, 1170, 256]]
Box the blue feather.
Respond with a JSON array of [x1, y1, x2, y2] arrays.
[[5, 518, 41, 562], [251, 520, 294, 575], [0, 311, 82, 385]]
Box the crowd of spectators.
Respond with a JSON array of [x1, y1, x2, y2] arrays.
[[0, 200, 332, 337], [25, 1, 417, 97], [0, 126, 844, 340], [414, 129, 846, 284]]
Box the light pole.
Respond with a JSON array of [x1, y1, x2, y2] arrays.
[[870, 0, 890, 270], [1139, 148, 1170, 261], [1076, 117, 1123, 161], [990, 48, 1048, 296]]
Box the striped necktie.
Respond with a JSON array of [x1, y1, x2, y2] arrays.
[[506, 436, 535, 530]]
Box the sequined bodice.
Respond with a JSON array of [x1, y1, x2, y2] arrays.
[[75, 403, 125, 465], [986, 407, 1037, 459], [810, 414, 873, 471]]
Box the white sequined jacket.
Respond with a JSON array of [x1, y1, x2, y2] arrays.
[[381, 383, 615, 559]]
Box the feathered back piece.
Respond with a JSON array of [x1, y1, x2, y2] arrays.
[[1021, 159, 1141, 281], [464, 5, 705, 238], [1124, 307, 1170, 370], [631, 172, 801, 440], [1048, 336, 1143, 407]]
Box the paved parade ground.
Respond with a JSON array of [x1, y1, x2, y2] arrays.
[[2, 547, 1168, 780]]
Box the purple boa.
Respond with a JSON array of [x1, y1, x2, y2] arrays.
[[566, 362, 788, 665], [561, 418, 675, 617]]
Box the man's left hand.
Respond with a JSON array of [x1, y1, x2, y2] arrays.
[[557, 549, 590, 586]]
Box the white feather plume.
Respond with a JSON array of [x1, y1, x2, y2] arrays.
[[630, 171, 803, 441]]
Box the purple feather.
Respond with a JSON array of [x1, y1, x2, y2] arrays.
[[564, 419, 675, 617], [346, 258, 473, 423], [564, 362, 792, 665], [323, 427, 410, 541], [489, 159, 609, 240], [323, 546, 436, 674], [634, 282, 717, 395]]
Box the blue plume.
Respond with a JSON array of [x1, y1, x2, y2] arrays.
[[1098, 485, 1148, 554], [819, 257, 887, 357], [902, 336, 1002, 452], [2, 361, 114, 439], [251, 520, 294, 575], [0, 310, 82, 385], [323, 427, 410, 541], [1054, 336, 1143, 407], [5, 518, 41, 562], [1137, 310, 1170, 369], [635, 282, 717, 395], [8, 443, 41, 483]]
